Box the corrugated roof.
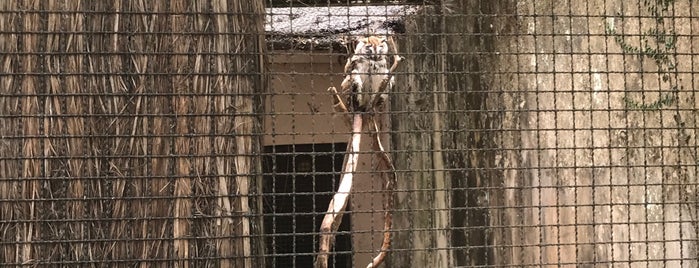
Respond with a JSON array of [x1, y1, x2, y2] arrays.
[[265, 5, 416, 51]]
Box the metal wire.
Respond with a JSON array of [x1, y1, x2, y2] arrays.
[[0, 0, 698, 267]]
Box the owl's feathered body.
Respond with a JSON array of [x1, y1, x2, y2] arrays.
[[341, 36, 394, 112]]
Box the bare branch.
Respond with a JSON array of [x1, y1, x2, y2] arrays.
[[365, 117, 397, 268], [328, 86, 352, 126], [315, 114, 363, 268]]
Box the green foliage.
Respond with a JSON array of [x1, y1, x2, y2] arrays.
[[606, 0, 678, 111], [622, 90, 678, 111], [643, 0, 676, 21]]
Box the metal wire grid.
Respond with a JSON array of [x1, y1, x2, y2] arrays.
[[0, 0, 697, 267]]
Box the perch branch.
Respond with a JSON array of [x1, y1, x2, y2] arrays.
[[365, 117, 397, 268], [315, 114, 362, 268], [317, 35, 402, 268], [363, 41, 401, 265]]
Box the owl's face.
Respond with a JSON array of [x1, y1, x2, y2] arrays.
[[353, 36, 389, 60]]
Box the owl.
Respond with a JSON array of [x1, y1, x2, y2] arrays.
[[341, 36, 394, 112]]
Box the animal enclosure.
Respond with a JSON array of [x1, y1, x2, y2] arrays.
[[1, 0, 699, 267]]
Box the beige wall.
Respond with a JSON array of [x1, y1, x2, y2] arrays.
[[265, 52, 384, 267]]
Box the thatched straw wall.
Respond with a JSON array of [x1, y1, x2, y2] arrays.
[[0, 1, 265, 266]]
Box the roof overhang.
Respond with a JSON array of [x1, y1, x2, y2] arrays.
[[265, 5, 417, 51]]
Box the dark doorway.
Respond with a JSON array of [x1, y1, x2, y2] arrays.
[[263, 143, 351, 268]]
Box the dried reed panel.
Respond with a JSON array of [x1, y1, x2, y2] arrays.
[[209, 1, 267, 266], [0, 0, 21, 263], [0, 1, 40, 265], [142, 2, 173, 265], [85, 1, 136, 263], [170, 1, 193, 267], [0, 0, 266, 266], [48, 0, 92, 260], [229, 1, 266, 267], [210, 0, 237, 267], [19, 0, 42, 264]]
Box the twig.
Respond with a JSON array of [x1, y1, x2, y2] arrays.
[[315, 114, 362, 268], [328, 86, 349, 113], [328, 86, 351, 124]]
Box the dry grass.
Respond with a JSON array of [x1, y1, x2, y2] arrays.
[[0, 1, 265, 266]]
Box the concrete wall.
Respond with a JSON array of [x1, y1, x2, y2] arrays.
[[390, 0, 698, 266], [483, 1, 698, 266]]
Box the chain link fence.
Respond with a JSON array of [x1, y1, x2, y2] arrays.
[[1, 0, 698, 267]]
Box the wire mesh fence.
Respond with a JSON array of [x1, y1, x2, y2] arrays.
[[1, 0, 698, 267]]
